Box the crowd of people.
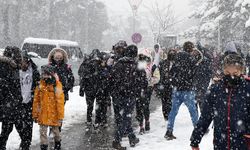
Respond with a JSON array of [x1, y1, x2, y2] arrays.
[[0, 47, 74, 150], [0, 39, 250, 150]]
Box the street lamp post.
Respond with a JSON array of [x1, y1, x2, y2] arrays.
[[128, 0, 143, 33]]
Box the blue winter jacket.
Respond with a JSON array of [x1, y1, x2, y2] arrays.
[[190, 78, 250, 150]]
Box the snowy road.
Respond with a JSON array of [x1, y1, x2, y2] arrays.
[[30, 88, 161, 150], [1, 86, 213, 149]]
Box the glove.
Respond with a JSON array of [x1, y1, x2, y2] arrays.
[[191, 147, 200, 150]]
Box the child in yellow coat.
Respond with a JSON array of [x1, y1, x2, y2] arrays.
[[32, 65, 64, 150]]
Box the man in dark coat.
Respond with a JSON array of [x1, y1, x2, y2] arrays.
[[157, 49, 177, 121], [78, 49, 102, 125], [165, 41, 199, 140], [193, 42, 213, 112], [111, 45, 147, 150], [190, 54, 250, 150], [48, 48, 75, 102], [19, 50, 40, 149], [94, 52, 112, 128], [0, 46, 25, 150], [109, 41, 128, 128]]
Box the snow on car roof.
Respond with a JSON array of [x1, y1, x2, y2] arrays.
[[23, 37, 79, 46], [0, 48, 4, 56]]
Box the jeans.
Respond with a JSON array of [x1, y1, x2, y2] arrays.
[[167, 90, 198, 131]]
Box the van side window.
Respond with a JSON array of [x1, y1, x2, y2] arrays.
[[22, 43, 56, 58]]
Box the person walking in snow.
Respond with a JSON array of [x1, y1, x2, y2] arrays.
[[94, 51, 112, 129], [136, 48, 160, 134], [19, 50, 40, 149], [111, 45, 147, 149], [109, 40, 128, 128], [152, 43, 161, 67], [157, 49, 177, 121], [192, 42, 213, 112], [48, 48, 74, 103], [212, 41, 244, 83], [0, 46, 25, 150], [190, 54, 250, 150], [78, 49, 102, 127], [32, 65, 64, 150], [165, 41, 199, 140]]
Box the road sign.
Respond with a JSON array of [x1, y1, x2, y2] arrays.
[[132, 33, 142, 44]]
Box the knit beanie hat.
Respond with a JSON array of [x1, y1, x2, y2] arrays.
[[223, 54, 244, 67]]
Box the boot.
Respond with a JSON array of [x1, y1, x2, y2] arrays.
[[129, 136, 140, 147], [164, 130, 176, 140], [145, 121, 150, 131], [54, 141, 61, 150], [139, 126, 145, 135], [112, 141, 126, 150], [40, 145, 48, 150], [19, 141, 31, 150]]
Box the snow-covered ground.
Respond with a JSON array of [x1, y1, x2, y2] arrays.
[[0, 86, 213, 149], [128, 106, 214, 150], [0, 86, 87, 150]]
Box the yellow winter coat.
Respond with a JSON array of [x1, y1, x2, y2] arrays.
[[32, 80, 64, 126]]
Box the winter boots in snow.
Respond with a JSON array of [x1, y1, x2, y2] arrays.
[[139, 120, 150, 134], [139, 126, 145, 135], [112, 141, 127, 150], [164, 130, 176, 140], [40, 141, 60, 150], [54, 140, 61, 150], [129, 137, 140, 147], [40, 145, 48, 150], [145, 121, 150, 131]]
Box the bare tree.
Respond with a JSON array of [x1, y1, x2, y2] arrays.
[[143, 0, 175, 43]]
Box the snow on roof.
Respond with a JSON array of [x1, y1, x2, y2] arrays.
[[0, 49, 4, 56], [204, 6, 219, 18], [215, 13, 225, 22], [245, 16, 250, 27], [235, 0, 244, 7], [160, 33, 177, 37], [241, 6, 247, 13], [242, 0, 250, 6], [200, 22, 216, 32], [23, 37, 79, 47]]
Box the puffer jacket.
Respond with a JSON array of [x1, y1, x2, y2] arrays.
[[0, 56, 23, 122], [169, 51, 197, 91], [110, 57, 148, 99], [190, 78, 250, 150], [32, 79, 64, 126], [48, 48, 75, 101]]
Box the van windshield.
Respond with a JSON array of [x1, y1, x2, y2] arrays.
[[60, 46, 83, 60], [22, 43, 56, 58]]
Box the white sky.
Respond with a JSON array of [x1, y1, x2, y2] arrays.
[[99, 0, 191, 19]]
